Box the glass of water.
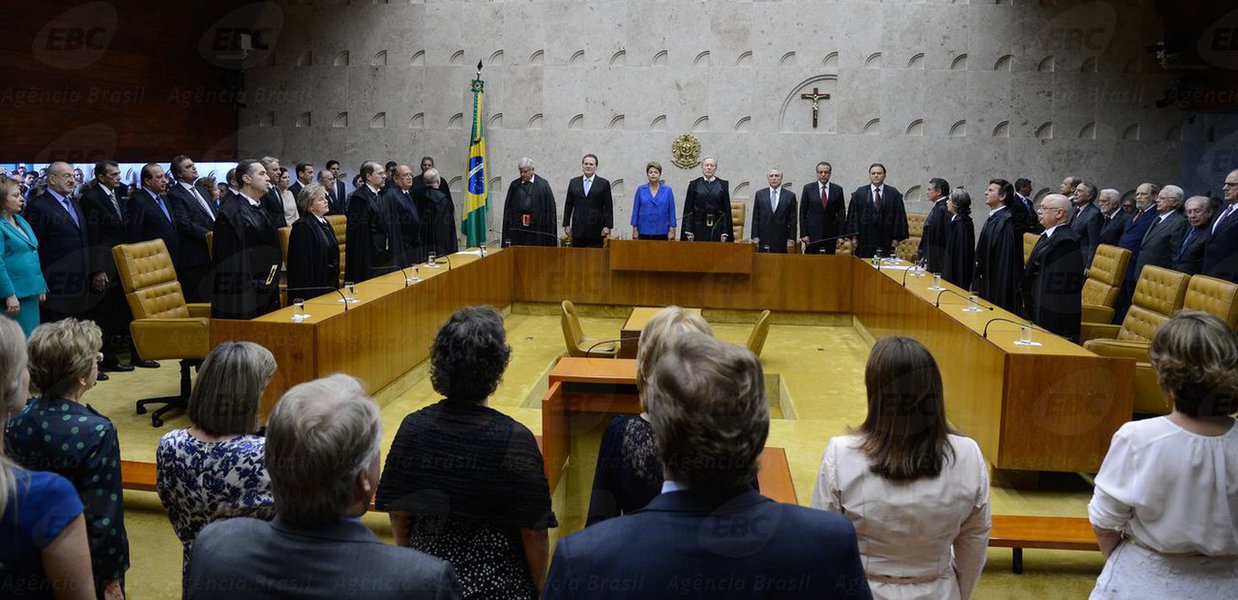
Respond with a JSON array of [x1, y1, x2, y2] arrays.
[[292, 298, 306, 321]]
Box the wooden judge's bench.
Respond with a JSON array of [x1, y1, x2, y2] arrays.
[[211, 241, 1133, 477]]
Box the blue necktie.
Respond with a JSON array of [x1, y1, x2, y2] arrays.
[[584, 178, 592, 196], [61, 196, 80, 228], [156, 194, 171, 222], [1178, 228, 1196, 259]]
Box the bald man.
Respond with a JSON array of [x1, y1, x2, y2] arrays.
[[1022, 194, 1084, 341], [24, 161, 95, 325], [1173, 196, 1213, 275]]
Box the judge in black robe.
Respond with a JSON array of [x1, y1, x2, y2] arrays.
[[416, 171, 458, 258], [211, 167, 282, 320], [1022, 195, 1084, 341], [942, 191, 975, 290], [974, 194, 1023, 313], [918, 178, 951, 272], [382, 165, 423, 267], [680, 158, 732, 242], [502, 160, 557, 247], [285, 185, 340, 300], [344, 162, 401, 282]]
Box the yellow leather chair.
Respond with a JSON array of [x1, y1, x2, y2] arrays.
[[1023, 232, 1039, 265], [1082, 266, 1189, 415], [1182, 274, 1238, 330], [1081, 244, 1132, 325], [277, 226, 292, 305], [746, 310, 772, 357], [327, 215, 347, 286], [730, 200, 746, 242], [561, 301, 618, 358], [112, 240, 211, 427], [897, 214, 927, 261]]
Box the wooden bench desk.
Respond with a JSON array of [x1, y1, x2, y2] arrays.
[[989, 515, 1099, 573]]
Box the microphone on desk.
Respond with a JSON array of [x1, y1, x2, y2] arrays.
[[332, 287, 350, 311], [488, 229, 516, 249], [982, 317, 1049, 340], [505, 226, 563, 247], [801, 232, 858, 254], [585, 338, 625, 357], [933, 288, 993, 310]]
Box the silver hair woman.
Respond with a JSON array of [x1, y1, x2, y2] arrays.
[[286, 183, 341, 299]]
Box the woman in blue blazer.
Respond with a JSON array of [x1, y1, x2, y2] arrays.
[[630, 161, 677, 240], [0, 179, 48, 336]]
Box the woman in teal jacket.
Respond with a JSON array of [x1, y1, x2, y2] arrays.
[[0, 179, 47, 336]]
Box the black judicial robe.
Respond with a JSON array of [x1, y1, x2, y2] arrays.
[[344, 185, 400, 282], [919, 199, 951, 273], [1022, 227, 1084, 342], [681, 177, 733, 242], [502, 176, 557, 247], [943, 215, 974, 291], [416, 187, 458, 257], [382, 186, 422, 267], [285, 215, 340, 300], [974, 208, 1023, 313], [211, 196, 282, 320]]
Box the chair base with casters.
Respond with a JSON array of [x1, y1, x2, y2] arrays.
[[135, 359, 200, 427]]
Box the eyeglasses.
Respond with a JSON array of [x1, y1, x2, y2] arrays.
[[95, 352, 104, 363]]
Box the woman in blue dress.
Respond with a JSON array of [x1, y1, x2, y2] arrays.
[[630, 161, 677, 240], [0, 179, 47, 337]]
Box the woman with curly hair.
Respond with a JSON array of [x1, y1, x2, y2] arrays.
[[376, 306, 556, 599], [1088, 310, 1238, 598]]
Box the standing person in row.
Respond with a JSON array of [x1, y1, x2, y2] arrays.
[[1173, 196, 1213, 275], [1130, 185, 1188, 286], [258, 157, 288, 229], [286, 184, 341, 299], [1113, 183, 1160, 322], [630, 161, 676, 241], [1070, 181, 1103, 268], [25, 161, 91, 326], [416, 169, 458, 258], [943, 188, 975, 290], [919, 177, 951, 273], [847, 163, 908, 258], [751, 168, 797, 253], [800, 161, 846, 254], [1023, 194, 1084, 342], [345, 161, 399, 281], [974, 179, 1023, 313], [502, 158, 557, 247], [1097, 188, 1129, 246], [212, 159, 282, 320], [680, 156, 732, 242], [0, 179, 46, 338], [317, 169, 346, 215], [167, 155, 216, 303], [382, 164, 422, 267], [1203, 169, 1238, 282], [411, 156, 453, 206], [562, 154, 613, 248]]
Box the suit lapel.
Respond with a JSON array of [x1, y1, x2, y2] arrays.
[[0, 218, 37, 250]]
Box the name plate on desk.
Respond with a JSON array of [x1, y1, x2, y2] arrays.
[[608, 239, 753, 274]]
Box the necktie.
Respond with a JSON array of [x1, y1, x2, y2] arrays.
[[1179, 228, 1197, 259], [820, 184, 827, 210], [874, 187, 882, 211], [191, 186, 214, 221], [107, 191, 121, 218], [61, 196, 80, 228], [156, 194, 171, 222], [1033, 231, 1048, 259], [1214, 204, 1236, 234], [771, 190, 778, 213], [583, 178, 592, 197]]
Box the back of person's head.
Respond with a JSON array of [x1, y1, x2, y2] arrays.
[[645, 330, 768, 492], [430, 306, 511, 403], [188, 342, 276, 436], [1150, 310, 1238, 417], [858, 336, 956, 481], [636, 306, 713, 399], [28, 318, 101, 397], [265, 374, 380, 525], [949, 188, 972, 217], [0, 318, 28, 519]]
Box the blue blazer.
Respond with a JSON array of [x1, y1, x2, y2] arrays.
[[545, 489, 872, 599], [0, 215, 47, 299], [630, 183, 677, 236]]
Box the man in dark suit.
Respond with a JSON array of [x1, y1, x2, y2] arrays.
[[1023, 194, 1084, 341], [1173, 196, 1214, 275], [382, 164, 422, 266], [166, 155, 215, 303], [258, 156, 288, 229], [1131, 185, 1188, 284], [316, 169, 346, 215], [125, 163, 182, 268], [1069, 181, 1104, 268], [1014, 177, 1043, 234], [211, 159, 282, 320], [544, 332, 870, 600], [751, 168, 798, 253], [501, 158, 557, 247], [1097, 188, 1129, 247], [799, 161, 846, 254], [974, 179, 1024, 314], [1113, 183, 1160, 322], [25, 161, 95, 327], [289, 162, 313, 199], [845, 163, 908, 258], [345, 161, 401, 282], [1203, 169, 1238, 282], [918, 177, 951, 272], [326, 159, 350, 212], [186, 375, 462, 599], [562, 153, 613, 248]]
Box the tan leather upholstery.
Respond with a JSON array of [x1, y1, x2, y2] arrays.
[[731, 201, 746, 242], [1023, 233, 1038, 265], [746, 310, 772, 357], [1183, 274, 1238, 329], [327, 215, 347, 286], [112, 240, 210, 361], [205, 231, 213, 259], [1081, 244, 1131, 325], [561, 301, 618, 358], [897, 214, 926, 261]]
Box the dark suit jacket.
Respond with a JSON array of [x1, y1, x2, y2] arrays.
[[751, 188, 797, 253], [211, 195, 282, 320], [799, 181, 846, 254], [1070, 202, 1103, 268], [562, 175, 613, 247], [333, 180, 349, 213], [1016, 194, 1043, 234], [1203, 205, 1238, 282], [78, 183, 126, 279], [974, 208, 1023, 314], [845, 184, 908, 258], [286, 216, 340, 299], [919, 198, 951, 272], [261, 187, 288, 229], [1133, 211, 1189, 280], [681, 177, 733, 242], [1172, 225, 1211, 275], [382, 186, 422, 267], [288, 180, 305, 199], [24, 191, 91, 316], [1023, 227, 1084, 341], [167, 182, 216, 302], [345, 185, 399, 281], [1098, 210, 1129, 247], [186, 517, 461, 600], [414, 187, 458, 258], [125, 189, 182, 262]]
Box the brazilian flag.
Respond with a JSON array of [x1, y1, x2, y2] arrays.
[[461, 66, 488, 248]]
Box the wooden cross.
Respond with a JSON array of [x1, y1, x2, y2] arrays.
[[800, 87, 831, 128]]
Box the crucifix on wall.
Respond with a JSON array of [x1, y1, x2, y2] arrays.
[[800, 87, 831, 129]]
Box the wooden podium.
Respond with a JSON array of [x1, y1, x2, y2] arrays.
[[608, 239, 753, 274]]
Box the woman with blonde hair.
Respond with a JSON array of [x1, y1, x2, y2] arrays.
[[0, 178, 47, 336], [1088, 310, 1238, 598], [812, 336, 990, 600]]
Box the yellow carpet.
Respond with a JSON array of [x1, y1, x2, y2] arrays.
[[101, 307, 1103, 598]]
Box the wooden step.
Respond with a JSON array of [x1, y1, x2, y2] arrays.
[[989, 515, 1099, 573]]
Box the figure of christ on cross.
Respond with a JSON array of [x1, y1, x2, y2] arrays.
[[800, 87, 831, 128]]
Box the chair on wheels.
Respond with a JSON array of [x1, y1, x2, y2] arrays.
[[1080, 244, 1131, 325], [746, 310, 772, 357], [1181, 274, 1238, 330], [561, 300, 618, 358], [112, 239, 211, 426]]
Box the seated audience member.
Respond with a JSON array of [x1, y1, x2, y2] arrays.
[[1088, 310, 1238, 598], [0, 318, 93, 598], [942, 188, 974, 290], [156, 342, 277, 575], [545, 331, 871, 599], [376, 306, 555, 599], [586, 306, 713, 525], [285, 184, 341, 299], [186, 374, 461, 598], [812, 336, 990, 600], [5, 319, 128, 598]]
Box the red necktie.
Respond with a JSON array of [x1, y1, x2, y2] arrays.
[[874, 187, 882, 211], [821, 184, 827, 210]]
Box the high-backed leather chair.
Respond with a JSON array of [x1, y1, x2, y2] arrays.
[[112, 240, 211, 427], [730, 200, 746, 242], [327, 215, 347, 286], [746, 310, 772, 357], [897, 214, 927, 261], [277, 226, 292, 305], [561, 301, 618, 358], [1081, 244, 1132, 324], [1023, 232, 1038, 265], [1182, 274, 1238, 330], [1082, 266, 1189, 415]]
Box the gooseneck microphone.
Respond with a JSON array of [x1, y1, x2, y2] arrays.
[[585, 338, 625, 357], [933, 288, 993, 310], [801, 232, 859, 253], [982, 317, 1047, 339]]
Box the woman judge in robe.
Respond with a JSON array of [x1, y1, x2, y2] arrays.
[[680, 156, 732, 242], [943, 188, 975, 290], [285, 184, 340, 300], [501, 158, 557, 247]]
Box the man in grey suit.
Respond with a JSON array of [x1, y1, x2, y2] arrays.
[[1172, 196, 1214, 275], [1131, 185, 1189, 282], [751, 168, 798, 253], [1069, 181, 1103, 268], [186, 375, 462, 599]]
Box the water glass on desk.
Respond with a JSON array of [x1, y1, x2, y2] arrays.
[[291, 298, 308, 322], [929, 273, 944, 290], [427, 251, 438, 267]]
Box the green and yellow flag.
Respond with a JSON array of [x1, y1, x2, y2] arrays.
[[461, 64, 488, 248]]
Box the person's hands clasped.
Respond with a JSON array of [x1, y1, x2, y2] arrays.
[[92, 272, 108, 293], [4, 295, 18, 315]]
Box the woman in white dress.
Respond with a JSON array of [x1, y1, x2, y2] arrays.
[[812, 336, 990, 600], [277, 167, 298, 226], [1088, 310, 1238, 599]]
